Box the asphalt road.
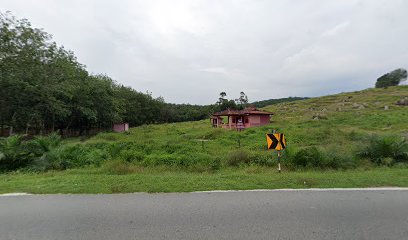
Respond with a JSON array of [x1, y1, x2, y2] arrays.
[[1, 189, 408, 240]]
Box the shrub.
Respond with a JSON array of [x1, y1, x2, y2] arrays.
[[290, 147, 325, 168], [210, 157, 221, 170], [0, 135, 30, 170], [143, 152, 213, 168], [227, 150, 250, 166], [38, 144, 109, 170], [118, 149, 145, 162], [250, 151, 275, 167], [103, 159, 139, 175], [323, 149, 358, 169], [359, 135, 408, 165], [0, 133, 62, 171]]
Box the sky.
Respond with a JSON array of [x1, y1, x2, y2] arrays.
[[1, 0, 408, 104]]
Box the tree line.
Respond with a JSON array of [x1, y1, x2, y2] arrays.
[[0, 12, 219, 136]]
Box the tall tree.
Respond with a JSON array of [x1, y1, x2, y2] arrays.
[[375, 68, 407, 88], [217, 92, 227, 105]]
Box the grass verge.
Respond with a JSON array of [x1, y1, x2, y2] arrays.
[[1, 167, 408, 194]]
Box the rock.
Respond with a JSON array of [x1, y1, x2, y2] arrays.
[[336, 107, 342, 112], [396, 97, 408, 106], [321, 108, 328, 112], [312, 113, 328, 120], [374, 101, 381, 105], [352, 103, 361, 109], [384, 105, 389, 110], [358, 105, 365, 110]]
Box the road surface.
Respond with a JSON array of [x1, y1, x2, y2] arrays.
[[1, 189, 408, 239]]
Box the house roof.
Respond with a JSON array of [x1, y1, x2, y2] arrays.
[[212, 107, 273, 117]]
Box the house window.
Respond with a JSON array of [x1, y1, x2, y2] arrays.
[[245, 118, 249, 123]]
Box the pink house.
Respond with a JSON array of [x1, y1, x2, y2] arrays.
[[113, 123, 129, 132], [210, 107, 273, 129]]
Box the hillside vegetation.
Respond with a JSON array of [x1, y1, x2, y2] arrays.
[[1, 86, 408, 193], [2, 86, 407, 172]]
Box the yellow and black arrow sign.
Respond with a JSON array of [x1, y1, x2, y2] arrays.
[[266, 133, 286, 151]]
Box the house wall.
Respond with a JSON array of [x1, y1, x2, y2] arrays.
[[113, 123, 129, 132], [249, 115, 260, 126], [260, 115, 270, 125], [248, 115, 270, 127], [217, 115, 271, 129]]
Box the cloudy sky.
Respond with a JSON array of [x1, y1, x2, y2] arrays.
[[1, 0, 408, 104]]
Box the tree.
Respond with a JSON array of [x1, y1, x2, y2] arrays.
[[236, 91, 248, 106], [0, 11, 219, 136], [375, 68, 407, 88], [217, 92, 227, 105]]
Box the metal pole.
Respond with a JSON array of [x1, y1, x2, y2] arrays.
[[278, 150, 281, 173]]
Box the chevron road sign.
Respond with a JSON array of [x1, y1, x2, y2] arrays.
[[266, 133, 286, 151]]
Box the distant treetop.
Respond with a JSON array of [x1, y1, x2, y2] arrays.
[[375, 68, 407, 88]]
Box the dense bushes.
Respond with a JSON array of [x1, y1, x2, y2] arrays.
[[1, 131, 407, 173], [285, 146, 359, 170], [359, 135, 408, 165], [0, 133, 61, 171]]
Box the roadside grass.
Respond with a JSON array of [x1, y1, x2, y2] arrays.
[[1, 167, 408, 194]]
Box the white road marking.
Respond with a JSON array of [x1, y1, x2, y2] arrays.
[[0, 193, 32, 197], [194, 187, 408, 193], [1, 188, 408, 196]]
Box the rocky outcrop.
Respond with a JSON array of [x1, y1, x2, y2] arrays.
[[396, 97, 408, 106]]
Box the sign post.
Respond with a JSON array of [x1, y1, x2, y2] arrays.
[[266, 131, 286, 173]]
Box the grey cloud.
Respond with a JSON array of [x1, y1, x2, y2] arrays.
[[1, 0, 407, 104]]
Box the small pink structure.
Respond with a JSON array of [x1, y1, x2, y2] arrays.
[[113, 123, 129, 132], [210, 107, 273, 130]]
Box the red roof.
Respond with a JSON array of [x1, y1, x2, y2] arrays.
[[212, 107, 273, 116]]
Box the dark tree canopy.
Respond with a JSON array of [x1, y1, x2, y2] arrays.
[[0, 12, 214, 136], [375, 68, 407, 88]]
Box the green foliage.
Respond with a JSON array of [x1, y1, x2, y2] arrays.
[[103, 159, 139, 175], [227, 150, 250, 166], [0, 135, 29, 170], [252, 97, 309, 108], [0, 12, 211, 135], [359, 135, 408, 165], [210, 157, 222, 170], [0, 133, 61, 171], [290, 147, 325, 168], [1, 85, 407, 173], [249, 151, 275, 166], [285, 146, 359, 169], [375, 68, 407, 88]]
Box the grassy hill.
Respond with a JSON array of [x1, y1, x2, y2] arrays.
[[252, 97, 309, 108], [1, 86, 407, 193], [263, 86, 407, 135], [58, 85, 406, 171], [262, 86, 408, 154]]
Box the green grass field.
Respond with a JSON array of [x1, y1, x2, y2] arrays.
[[1, 86, 407, 193], [1, 167, 408, 194]]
